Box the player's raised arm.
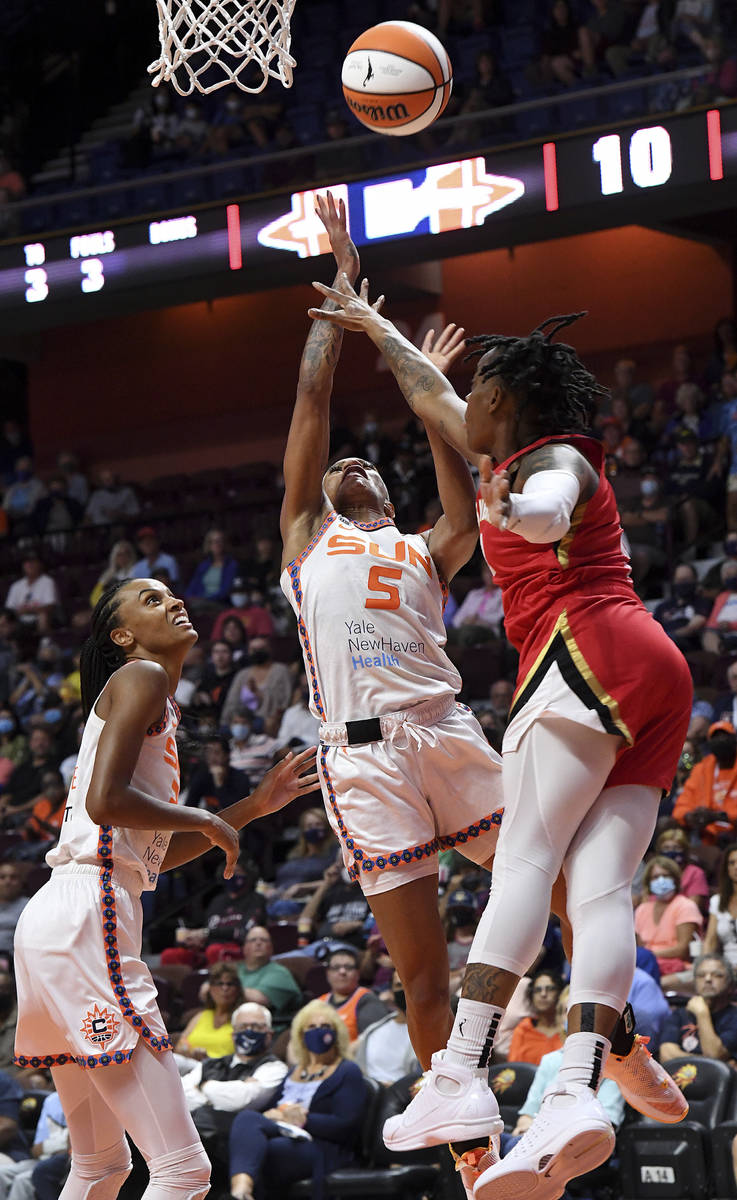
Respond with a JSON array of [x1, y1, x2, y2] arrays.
[[280, 193, 361, 568], [308, 274, 481, 468], [419, 325, 479, 582]]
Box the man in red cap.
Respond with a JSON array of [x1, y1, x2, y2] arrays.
[[132, 526, 180, 584], [673, 721, 737, 838]]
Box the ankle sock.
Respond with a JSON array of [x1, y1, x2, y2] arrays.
[[557, 1031, 611, 1093], [445, 998, 505, 1070]]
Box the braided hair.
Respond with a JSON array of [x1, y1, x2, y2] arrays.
[[465, 312, 607, 437], [80, 579, 130, 719]]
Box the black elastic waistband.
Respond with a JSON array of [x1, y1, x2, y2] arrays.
[[345, 717, 383, 745]]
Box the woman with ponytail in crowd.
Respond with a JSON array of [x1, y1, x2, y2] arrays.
[[12, 576, 317, 1200], [309, 281, 693, 1199]]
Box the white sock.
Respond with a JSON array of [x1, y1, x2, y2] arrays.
[[445, 998, 505, 1070], [557, 1031, 611, 1093]]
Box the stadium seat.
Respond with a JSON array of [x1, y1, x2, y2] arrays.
[[289, 1077, 440, 1198], [618, 1056, 734, 1200], [19, 1091, 51, 1133], [268, 922, 300, 954], [488, 1061, 538, 1131]]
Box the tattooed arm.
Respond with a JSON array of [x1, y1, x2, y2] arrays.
[[280, 193, 361, 569], [309, 276, 481, 468]]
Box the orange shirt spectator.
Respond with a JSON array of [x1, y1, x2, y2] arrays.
[[508, 971, 564, 1065], [672, 722, 737, 832], [24, 770, 67, 842], [508, 1017, 563, 1065]]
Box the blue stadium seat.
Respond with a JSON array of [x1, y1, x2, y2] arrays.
[[515, 103, 556, 139], [557, 89, 602, 130], [97, 188, 129, 220], [131, 181, 170, 213], [55, 194, 93, 227], [604, 87, 646, 121], [21, 204, 55, 235]]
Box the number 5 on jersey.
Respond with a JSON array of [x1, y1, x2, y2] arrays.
[[366, 565, 402, 610]]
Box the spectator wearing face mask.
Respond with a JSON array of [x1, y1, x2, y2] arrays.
[[619, 472, 671, 592], [673, 721, 737, 838], [221, 638, 292, 735], [162, 860, 267, 968], [634, 856, 703, 976], [32, 474, 83, 543], [653, 563, 711, 650], [212, 578, 275, 641], [229, 709, 279, 786], [271, 809, 338, 900], [703, 561, 737, 653], [183, 1001, 287, 1129], [654, 827, 709, 913], [354, 971, 420, 1085]]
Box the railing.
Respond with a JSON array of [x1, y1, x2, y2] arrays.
[[1, 63, 710, 237]]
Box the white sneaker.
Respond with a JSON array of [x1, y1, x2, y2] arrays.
[[473, 1082, 615, 1200], [603, 1035, 688, 1123], [383, 1051, 505, 1151]]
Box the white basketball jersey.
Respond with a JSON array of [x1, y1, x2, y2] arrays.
[[46, 671, 181, 891], [280, 512, 461, 723]]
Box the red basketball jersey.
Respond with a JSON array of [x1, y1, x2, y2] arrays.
[[477, 433, 692, 791]]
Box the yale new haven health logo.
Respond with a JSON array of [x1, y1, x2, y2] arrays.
[[257, 159, 525, 258], [80, 1003, 121, 1046]]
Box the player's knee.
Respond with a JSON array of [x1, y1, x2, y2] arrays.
[[69, 1140, 133, 1200], [147, 1142, 211, 1199]]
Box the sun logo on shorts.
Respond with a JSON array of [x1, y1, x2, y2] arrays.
[[80, 1004, 121, 1046]]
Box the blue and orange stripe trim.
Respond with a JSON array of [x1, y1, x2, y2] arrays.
[[319, 747, 501, 881], [95, 826, 172, 1056]]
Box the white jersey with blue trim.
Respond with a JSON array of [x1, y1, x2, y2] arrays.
[[280, 512, 461, 723], [46, 671, 181, 891]]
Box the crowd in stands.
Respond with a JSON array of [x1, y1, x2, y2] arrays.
[[2, 0, 737, 228], [3, 323, 737, 1195]]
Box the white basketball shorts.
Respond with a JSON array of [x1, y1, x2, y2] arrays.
[[318, 701, 503, 896], [14, 864, 171, 1071]]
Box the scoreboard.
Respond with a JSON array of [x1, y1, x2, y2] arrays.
[[2, 104, 736, 332]]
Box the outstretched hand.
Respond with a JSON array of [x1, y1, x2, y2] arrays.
[[478, 455, 511, 529], [315, 191, 360, 282], [308, 273, 385, 332], [251, 744, 320, 819], [421, 323, 466, 376]]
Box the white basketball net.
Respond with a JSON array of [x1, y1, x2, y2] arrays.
[[148, 0, 297, 96]]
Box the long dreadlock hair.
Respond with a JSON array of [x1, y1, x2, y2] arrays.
[[80, 579, 130, 719], [465, 312, 608, 437]]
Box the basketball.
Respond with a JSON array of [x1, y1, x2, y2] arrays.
[[341, 20, 453, 137]]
